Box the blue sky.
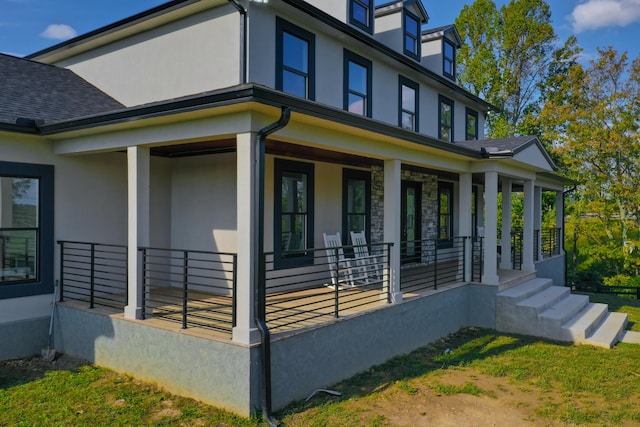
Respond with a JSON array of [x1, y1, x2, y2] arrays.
[[1, 0, 639, 62]]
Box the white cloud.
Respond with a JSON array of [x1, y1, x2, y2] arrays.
[[570, 0, 640, 32], [40, 24, 77, 40]]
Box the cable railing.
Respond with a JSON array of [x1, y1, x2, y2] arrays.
[[264, 242, 392, 333], [140, 247, 237, 334], [58, 241, 128, 309], [400, 237, 467, 293]]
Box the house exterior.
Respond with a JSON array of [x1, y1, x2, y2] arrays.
[[0, 0, 571, 417]]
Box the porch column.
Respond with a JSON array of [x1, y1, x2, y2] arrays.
[[233, 132, 260, 345], [384, 159, 402, 303], [458, 172, 473, 281], [534, 186, 543, 261], [556, 190, 564, 253], [499, 179, 512, 270], [522, 180, 536, 272], [482, 171, 499, 284], [124, 146, 150, 320]]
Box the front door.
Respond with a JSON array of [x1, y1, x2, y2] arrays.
[[401, 180, 422, 264]]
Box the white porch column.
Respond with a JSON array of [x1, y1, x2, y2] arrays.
[[482, 171, 499, 284], [522, 180, 536, 272], [125, 146, 150, 320], [499, 179, 512, 270], [556, 190, 564, 252], [534, 186, 543, 261], [384, 159, 402, 303], [233, 132, 260, 344], [458, 172, 473, 281]]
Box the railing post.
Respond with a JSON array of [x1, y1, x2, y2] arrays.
[[386, 243, 392, 303], [637, 287, 640, 300], [89, 244, 95, 309], [182, 250, 188, 329], [58, 241, 65, 302], [333, 247, 340, 318], [232, 254, 238, 328], [140, 248, 145, 319], [433, 239, 438, 290]]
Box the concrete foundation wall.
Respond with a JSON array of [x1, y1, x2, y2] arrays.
[[54, 305, 261, 416], [536, 254, 566, 286], [0, 317, 50, 360]]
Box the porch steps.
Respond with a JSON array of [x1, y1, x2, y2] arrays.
[[496, 278, 631, 349]]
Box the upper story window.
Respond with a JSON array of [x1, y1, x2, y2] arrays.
[[349, 0, 373, 33], [344, 50, 372, 118], [443, 38, 456, 79], [466, 108, 479, 140], [399, 76, 419, 131], [439, 95, 454, 142], [276, 18, 315, 100], [403, 10, 421, 60]]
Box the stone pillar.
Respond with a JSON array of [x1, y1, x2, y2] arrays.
[[458, 173, 473, 281], [522, 180, 536, 272], [233, 132, 260, 345], [384, 159, 402, 303], [499, 179, 512, 270], [125, 146, 150, 320], [482, 171, 499, 284]]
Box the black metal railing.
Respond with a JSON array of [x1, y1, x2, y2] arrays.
[[264, 243, 391, 333], [539, 228, 561, 259], [140, 247, 237, 334], [471, 236, 483, 282], [58, 241, 128, 309], [572, 283, 640, 299], [400, 237, 467, 293], [511, 229, 523, 270]]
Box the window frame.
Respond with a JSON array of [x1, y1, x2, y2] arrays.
[[438, 181, 454, 249], [275, 17, 316, 100], [443, 38, 456, 80], [398, 76, 419, 132], [438, 95, 454, 142], [0, 161, 53, 300], [274, 158, 315, 270], [465, 108, 479, 140], [343, 49, 373, 118], [342, 169, 371, 246], [403, 9, 421, 60], [349, 0, 374, 34]]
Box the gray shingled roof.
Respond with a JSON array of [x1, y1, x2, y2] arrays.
[[0, 53, 124, 125]]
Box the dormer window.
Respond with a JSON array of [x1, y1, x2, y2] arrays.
[[350, 0, 373, 33], [443, 38, 456, 79], [403, 10, 421, 60]]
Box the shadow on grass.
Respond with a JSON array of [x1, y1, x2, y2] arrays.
[[0, 354, 88, 390], [277, 327, 571, 416]]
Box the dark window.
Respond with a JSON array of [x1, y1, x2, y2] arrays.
[[438, 181, 454, 248], [274, 159, 314, 269], [342, 169, 371, 245], [403, 10, 421, 60], [443, 38, 456, 79], [344, 50, 372, 117], [399, 76, 419, 131], [466, 108, 478, 140], [0, 161, 53, 300], [439, 95, 454, 142], [276, 18, 315, 100], [349, 0, 373, 33]]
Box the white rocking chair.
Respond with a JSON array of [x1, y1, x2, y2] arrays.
[[323, 232, 364, 288], [350, 231, 383, 284]]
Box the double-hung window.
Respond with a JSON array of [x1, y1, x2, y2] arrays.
[[403, 10, 421, 60], [443, 39, 456, 79], [274, 159, 314, 269], [0, 161, 53, 299], [344, 50, 372, 117], [276, 18, 315, 100], [439, 95, 454, 142], [466, 108, 478, 140], [342, 169, 371, 245], [399, 76, 419, 131], [349, 0, 373, 33], [438, 181, 454, 248]]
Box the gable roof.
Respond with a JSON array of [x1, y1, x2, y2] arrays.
[[375, 0, 429, 22], [0, 54, 124, 125], [455, 136, 557, 171], [421, 25, 463, 47]]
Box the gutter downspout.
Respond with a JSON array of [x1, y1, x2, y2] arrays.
[[228, 0, 247, 84], [563, 184, 577, 287], [255, 107, 291, 427]]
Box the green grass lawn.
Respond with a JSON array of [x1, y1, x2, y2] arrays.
[[2, 292, 640, 426]]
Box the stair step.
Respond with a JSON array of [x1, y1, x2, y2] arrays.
[[563, 303, 609, 342], [518, 285, 569, 314], [540, 294, 589, 323], [586, 312, 628, 349], [620, 330, 640, 344], [497, 278, 553, 302]]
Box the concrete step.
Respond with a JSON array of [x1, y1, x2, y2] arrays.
[[518, 285, 570, 314], [585, 312, 628, 349], [620, 330, 640, 344], [562, 302, 609, 342], [540, 293, 590, 325], [497, 278, 553, 303]]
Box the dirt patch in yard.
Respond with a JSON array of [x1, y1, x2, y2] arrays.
[[0, 354, 87, 387]]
